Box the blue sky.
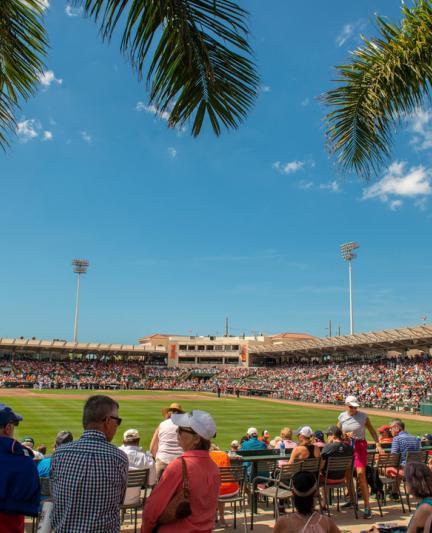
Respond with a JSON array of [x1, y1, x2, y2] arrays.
[[1, 0, 431, 343]]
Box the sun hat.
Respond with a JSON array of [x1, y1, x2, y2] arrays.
[[263, 430, 270, 436], [345, 395, 360, 408], [162, 402, 185, 416], [22, 436, 35, 445], [231, 440, 240, 448], [378, 424, 391, 434], [171, 410, 217, 440], [294, 426, 314, 438], [292, 471, 318, 497], [247, 427, 258, 436], [0, 403, 22, 426], [123, 428, 140, 441]]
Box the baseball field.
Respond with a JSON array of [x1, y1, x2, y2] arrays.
[[0, 389, 431, 450]]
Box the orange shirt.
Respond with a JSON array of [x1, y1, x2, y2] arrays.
[[210, 451, 239, 496]]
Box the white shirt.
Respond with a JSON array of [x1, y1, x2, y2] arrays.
[[118, 444, 157, 486], [156, 418, 183, 464]]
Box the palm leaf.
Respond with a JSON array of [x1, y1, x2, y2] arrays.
[[78, 0, 259, 136], [0, 0, 47, 149], [323, 0, 432, 178]]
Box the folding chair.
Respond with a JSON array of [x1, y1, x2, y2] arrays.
[[319, 456, 358, 519], [376, 453, 405, 516], [403, 451, 428, 512], [218, 465, 248, 531], [121, 469, 149, 533]]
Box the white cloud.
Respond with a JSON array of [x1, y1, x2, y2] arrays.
[[363, 161, 432, 208], [80, 131, 92, 144], [320, 180, 340, 193], [42, 130, 53, 141], [260, 85, 271, 93], [65, 5, 83, 16], [301, 98, 310, 107], [407, 107, 432, 150], [136, 102, 170, 121], [17, 119, 40, 142], [273, 160, 304, 175], [298, 180, 314, 190], [38, 70, 63, 88], [336, 24, 354, 47], [168, 147, 177, 159]]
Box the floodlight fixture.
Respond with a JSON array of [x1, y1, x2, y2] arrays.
[[340, 242, 360, 335], [72, 259, 89, 342]]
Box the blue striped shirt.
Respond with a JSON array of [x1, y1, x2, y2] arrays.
[[391, 431, 420, 465]]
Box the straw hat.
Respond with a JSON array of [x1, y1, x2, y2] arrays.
[[162, 402, 185, 416]]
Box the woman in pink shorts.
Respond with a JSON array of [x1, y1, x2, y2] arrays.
[[338, 395, 383, 519]]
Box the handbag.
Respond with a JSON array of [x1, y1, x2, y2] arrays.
[[158, 457, 191, 525]]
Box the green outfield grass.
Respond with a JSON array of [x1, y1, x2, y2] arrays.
[[1, 390, 430, 450]]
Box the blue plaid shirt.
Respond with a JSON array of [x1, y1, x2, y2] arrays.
[[50, 430, 128, 533]]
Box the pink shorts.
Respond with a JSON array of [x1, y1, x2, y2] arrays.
[[353, 439, 368, 469]]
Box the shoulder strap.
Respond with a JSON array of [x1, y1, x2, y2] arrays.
[[180, 457, 190, 498], [300, 512, 317, 533]]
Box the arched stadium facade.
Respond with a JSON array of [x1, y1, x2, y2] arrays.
[[0, 324, 431, 367]]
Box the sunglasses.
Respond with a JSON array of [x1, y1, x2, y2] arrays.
[[177, 426, 197, 435], [107, 416, 122, 426]]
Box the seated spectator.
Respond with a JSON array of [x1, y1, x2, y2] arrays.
[[240, 427, 267, 451], [273, 471, 340, 532], [230, 440, 240, 453], [142, 410, 220, 533], [210, 444, 239, 528], [289, 426, 321, 464], [270, 436, 282, 449], [276, 427, 297, 450], [21, 436, 44, 461], [405, 462, 432, 533], [314, 430, 326, 448], [0, 403, 40, 533], [378, 425, 393, 444], [37, 431, 74, 478], [259, 430, 271, 446], [37, 444, 47, 456], [387, 419, 420, 497], [119, 428, 156, 491]]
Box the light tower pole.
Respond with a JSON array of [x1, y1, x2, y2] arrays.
[[72, 259, 89, 343], [340, 242, 359, 335]]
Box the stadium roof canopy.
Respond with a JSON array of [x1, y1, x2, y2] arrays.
[[0, 338, 154, 355], [249, 324, 432, 357]]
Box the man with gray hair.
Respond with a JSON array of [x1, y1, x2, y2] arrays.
[[50, 395, 128, 533]]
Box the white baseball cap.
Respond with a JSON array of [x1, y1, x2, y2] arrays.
[[171, 410, 217, 440], [123, 428, 140, 441], [345, 395, 360, 408], [294, 426, 314, 438], [247, 427, 258, 436]]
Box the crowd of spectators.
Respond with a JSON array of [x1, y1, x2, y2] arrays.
[[1, 354, 431, 412]]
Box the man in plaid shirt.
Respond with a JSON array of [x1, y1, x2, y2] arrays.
[[51, 395, 128, 533]]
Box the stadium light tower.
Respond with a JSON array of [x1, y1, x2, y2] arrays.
[[340, 242, 359, 336], [72, 259, 89, 343]]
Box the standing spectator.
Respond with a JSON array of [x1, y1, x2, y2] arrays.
[[337, 395, 383, 519], [240, 427, 267, 451], [150, 403, 185, 480], [288, 426, 321, 464], [142, 410, 220, 533], [37, 431, 73, 478], [119, 428, 156, 485], [50, 395, 128, 533], [0, 403, 40, 533]]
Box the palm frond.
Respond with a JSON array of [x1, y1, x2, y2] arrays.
[[0, 0, 47, 149], [323, 0, 432, 178], [79, 0, 259, 136]]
